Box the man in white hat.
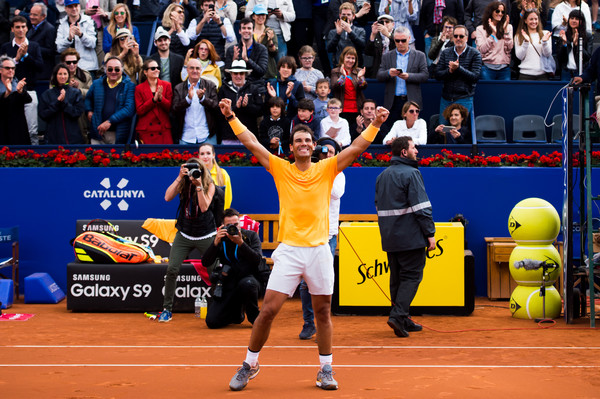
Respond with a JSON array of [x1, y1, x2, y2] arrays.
[[149, 26, 185, 87], [218, 60, 263, 144]]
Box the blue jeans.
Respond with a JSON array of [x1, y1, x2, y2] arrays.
[[480, 65, 510, 81], [276, 34, 287, 61], [424, 36, 433, 66], [439, 96, 474, 125], [179, 135, 218, 145]]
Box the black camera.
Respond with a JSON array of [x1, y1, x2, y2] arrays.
[[210, 264, 232, 299], [314, 145, 329, 156], [208, 3, 215, 10], [184, 162, 203, 179], [224, 224, 239, 236]]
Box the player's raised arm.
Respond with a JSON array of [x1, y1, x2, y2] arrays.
[[219, 98, 272, 170], [337, 106, 389, 171]]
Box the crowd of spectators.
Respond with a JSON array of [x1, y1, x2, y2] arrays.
[[0, 0, 598, 147]]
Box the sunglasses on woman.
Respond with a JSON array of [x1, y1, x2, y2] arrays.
[[114, 11, 126, 16], [494, 9, 505, 14], [146, 66, 160, 71], [408, 109, 420, 114]]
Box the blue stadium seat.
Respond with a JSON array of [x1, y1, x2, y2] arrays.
[[475, 115, 506, 143], [551, 114, 580, 143], [512, 115, 548, 143], [135, 19, 160, 57]]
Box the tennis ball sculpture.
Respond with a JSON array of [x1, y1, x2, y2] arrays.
[[509, 245, 562, 286], [508, 198, 560, 245], [510, 285, 562, 319]]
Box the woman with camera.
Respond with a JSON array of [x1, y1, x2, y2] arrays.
[[429, 103, 471, 144], [159, 159, 218, 323], [104, 28, 143, 83]]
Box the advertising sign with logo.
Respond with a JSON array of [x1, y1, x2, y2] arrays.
[[336, 222, 465, 314]]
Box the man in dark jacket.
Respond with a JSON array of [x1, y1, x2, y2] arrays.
[[85, 56, 136, 144], [202, 208, 269, 329], [172, 57, 219, 144], [218, 60, 263, 143], [435, 24, 481, 125], [0, 15, 43, 145], [375, 136, 436, 338], [149, 26, 184, 88], [224, 18, 268, 84], [26, 2, 56, 81]]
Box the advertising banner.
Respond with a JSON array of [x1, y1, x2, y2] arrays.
[[337, 222, 465, 313]]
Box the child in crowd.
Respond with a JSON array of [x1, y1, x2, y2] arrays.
[[294, 45, 325, 101], [313, 78, 330, 124], [258, 96, 290, 155], [319, 98, 351, 147], [290, 98, 320, 137]]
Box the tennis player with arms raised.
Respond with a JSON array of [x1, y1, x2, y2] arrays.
[[219, 98, 389, 391]]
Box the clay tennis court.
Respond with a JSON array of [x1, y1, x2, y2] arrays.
[[1, 297, 598, 398]]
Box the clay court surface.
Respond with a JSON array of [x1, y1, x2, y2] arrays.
[[1, 297, 599, 398]]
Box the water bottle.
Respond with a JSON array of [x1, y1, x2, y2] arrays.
[[200, 297, 207, 319], [194, 296, 201, 318]]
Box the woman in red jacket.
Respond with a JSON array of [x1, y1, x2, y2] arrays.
[[135, 59, 173, 144]]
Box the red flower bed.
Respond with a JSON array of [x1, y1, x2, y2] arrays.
[[1, 147, 597, 168]]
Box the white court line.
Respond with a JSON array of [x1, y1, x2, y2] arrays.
[[0, 364, 599, 368], [3, 345, 600, 350]]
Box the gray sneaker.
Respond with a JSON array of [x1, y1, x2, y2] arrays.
[[229, 361, 259, 391], [316, 364, 338, 390]]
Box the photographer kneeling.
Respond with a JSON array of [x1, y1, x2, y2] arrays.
[[202, 208, 269, 329]]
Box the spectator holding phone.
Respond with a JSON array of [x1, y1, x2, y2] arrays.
[[103, 28, 143, 83], [376, 26, 428, 130], [245, 0, 296, 60], [327, 2, 366, 66], [429, 103, 470, 144]]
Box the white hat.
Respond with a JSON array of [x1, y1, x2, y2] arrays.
[[154, 26, 170, 41], [377, 14, 394, 22], [225, 59, 252, 73]]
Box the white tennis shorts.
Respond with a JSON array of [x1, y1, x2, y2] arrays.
[[267, 243, 335, 296]]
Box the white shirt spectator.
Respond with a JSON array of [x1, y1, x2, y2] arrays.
[[320, 115, 351, 147], [383, 118, 427, 145]]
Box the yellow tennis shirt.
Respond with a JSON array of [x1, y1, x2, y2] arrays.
[[269, 154, 339, 247]]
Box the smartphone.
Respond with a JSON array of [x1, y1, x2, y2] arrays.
[[341, 16, 348, 22], [92, 5, 98, 9], [208, 3, 214, 10], [396, 68, 403, 74], [442, 125, 455, 133], [376, 20, 384, 25]]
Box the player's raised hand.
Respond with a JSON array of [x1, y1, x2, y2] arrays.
[[373, 106, 390, 127], [219, 98, 233, 117]]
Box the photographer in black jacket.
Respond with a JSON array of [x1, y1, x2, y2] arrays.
[[202, 208, 268, 329]]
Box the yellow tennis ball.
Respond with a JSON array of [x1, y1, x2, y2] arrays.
[[510, 285, 562, 319], [509, 244, 562, 286], [508, 198, 560, 244]]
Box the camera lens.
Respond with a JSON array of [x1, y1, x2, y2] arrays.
[[190, 169, 202, 179], [226, 224, 238, 236]]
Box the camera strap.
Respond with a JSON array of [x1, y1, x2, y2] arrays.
[[222, 242, 239, 263]]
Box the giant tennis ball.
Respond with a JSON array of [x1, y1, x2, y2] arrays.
[[508, 198, 560, 244], [509, 245, 562, 286], [510, 285, 562, 319]]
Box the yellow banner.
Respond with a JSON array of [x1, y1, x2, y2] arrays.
[[338, 222, 465, 307]]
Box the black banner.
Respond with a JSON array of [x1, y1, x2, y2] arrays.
[[67, 263, 209, 312]]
